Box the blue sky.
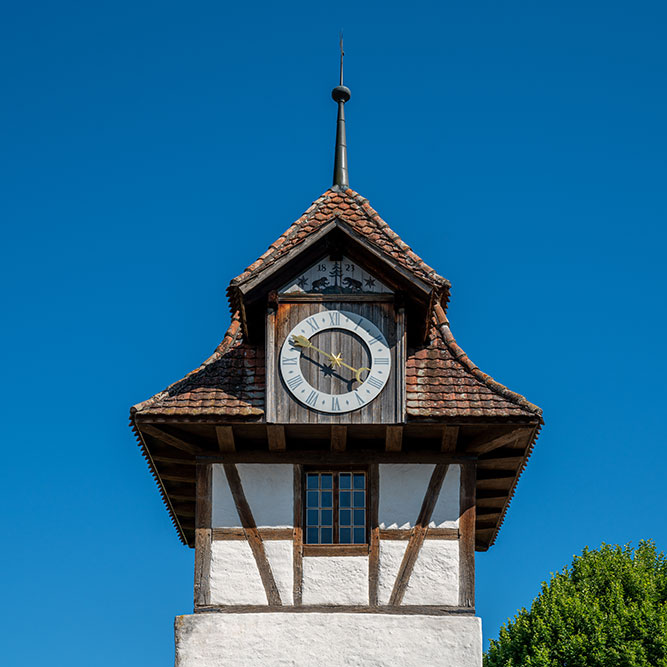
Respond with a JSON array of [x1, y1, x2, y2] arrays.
[[2, 1, 666, 664]]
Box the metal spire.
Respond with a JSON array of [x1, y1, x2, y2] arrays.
[[332, 34, 351, 188]]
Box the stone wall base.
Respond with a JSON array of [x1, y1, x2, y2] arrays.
[[175, 612, 482, 666]]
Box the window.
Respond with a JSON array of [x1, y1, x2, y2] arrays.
[[304, 471, 367, 545]]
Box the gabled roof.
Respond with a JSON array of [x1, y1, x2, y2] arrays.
[[227, 186, 451, 326]]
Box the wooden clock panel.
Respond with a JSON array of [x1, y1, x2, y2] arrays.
[[267, 301, 405, 424]]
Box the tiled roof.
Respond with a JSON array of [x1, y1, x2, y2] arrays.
[[227, 186, 451, 315], [406, 304, 542, 419], [132, 305, 541, 421], [131, 313, 265, 419]]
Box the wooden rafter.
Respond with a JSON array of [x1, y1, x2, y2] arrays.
[[141, 424, 207, 456], [385, 425, 403, 452], [441, 425, 459, 453], [216, 426, 235, 452], [267, 425, 287, 452], [465, 428, 526, 456]]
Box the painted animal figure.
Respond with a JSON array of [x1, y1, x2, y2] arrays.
[[342, 276, 362, 291], [311, 277, 329, 290]]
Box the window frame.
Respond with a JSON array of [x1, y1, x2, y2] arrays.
[[301, 466, 371, 556]]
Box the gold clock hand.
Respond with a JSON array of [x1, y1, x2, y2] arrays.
[[291, 335, 370, 383]]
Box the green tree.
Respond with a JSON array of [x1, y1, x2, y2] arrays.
[[484, 541, 667, 667]]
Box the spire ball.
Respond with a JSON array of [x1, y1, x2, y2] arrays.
[[332, 85, 351, 103]]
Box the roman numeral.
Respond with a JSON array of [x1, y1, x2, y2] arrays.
[[305, 390, 319, 407], [282, 356, 298, 365], [366, 375, 383, 390], [306, 317, 320, 332], [374, 357, 390, 365], [331, 396, 340, 411], [286, 375, 303, 390], [328, 311, 340, 326], [353, 391, 365, 406]]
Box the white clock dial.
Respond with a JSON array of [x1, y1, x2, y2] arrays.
[[279, 310, 392, 414]]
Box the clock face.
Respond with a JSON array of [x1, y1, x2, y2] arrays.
[[279, 310, 392, 414]]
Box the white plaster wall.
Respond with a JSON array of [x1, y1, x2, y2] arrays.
[[211, 465, 240, 528], [237, 464, 293, 528], [264, 540, 293, 605], [175, 613, 482, 667], [301, 556, 368, 605], [378, 464, 435, 528], [431, 464, 460, 528], [403, 540, 459, 606], [209, 541, 267, 605], [377, 541, 407, 605]]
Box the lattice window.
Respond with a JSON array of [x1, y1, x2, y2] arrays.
[[304, 471, 367, 544]]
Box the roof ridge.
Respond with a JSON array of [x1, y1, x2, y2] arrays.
[[130, 312, 243, 415], [432, 303, 543, 417]]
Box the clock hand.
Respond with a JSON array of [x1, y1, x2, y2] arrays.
[[291, 335, 370, 383]]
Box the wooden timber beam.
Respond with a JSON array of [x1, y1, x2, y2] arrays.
[[476, 495, 506, 508], [160, 471, 196, 483], [331, 425, 347, 452], [140, 424, 208, 456], [196, 452, 474, 465], [152, 455, 196, 466], [465, 428, 526, 456], [441, 425, 459, 453], [385, 425, 403, 452], [267, 425, 287, 452], [216, 426, 235, 452], [477, 456, 524, 469]]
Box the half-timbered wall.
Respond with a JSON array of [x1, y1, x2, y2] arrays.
[[199, 463, 466, 609]]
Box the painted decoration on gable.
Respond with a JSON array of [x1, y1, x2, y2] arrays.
[[280, 256, 391, 295]]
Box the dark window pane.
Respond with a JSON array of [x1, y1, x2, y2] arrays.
[[353, 527, 365, 544], [353, 509, 365, 525], [320, 474, 333, 489], [306, 474, 319, 489], [306, 509, 318, 526], [339, 527, 351, 543], [339, 473, 352, 489], [321, 491, 333, 507], [306, 527, 318, 543], [306, 490, 319, 507], [353, 491, 365, 507], [353, 474, 365, 489], [321, 509, 333, 526], [320, 527, 333, 544], [339, 509, 351, 525], [339, 491, 351, 507]]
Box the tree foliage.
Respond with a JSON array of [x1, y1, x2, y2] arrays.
[[484, 541, 667, 666]]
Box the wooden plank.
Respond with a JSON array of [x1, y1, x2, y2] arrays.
[[267, 425, 287, 451], [215, 426, 235, 452], [368, 464, 380, 606], [330, 425, 347, 452], [212, 528, 293, 540], [303, 545, 369, 557], [466, 428, 526, 456], [477, 456, 524, 469], [265, 306, 277, 423], [195, 604, 476, 615], [459, 462, 476, 608], [293, 464, 303, 606], [388, 464, 449, 606], [141, 424, 206, 456], [159, 471, 196, 483], [278, 294, 395, 303], [223, 464, 282, 606], [194, 464, 212, 607], [378, 529, 460, 540], [385, 425, 403, 452], [441, 426, 459, 453], [197, 451, 473, 465], [395, 306, 406, 422], [152, 455, 196, 466]]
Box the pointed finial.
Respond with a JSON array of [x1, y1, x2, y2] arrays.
[[332, 33, 351, 189]]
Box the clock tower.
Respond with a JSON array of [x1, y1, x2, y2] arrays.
[[130, 59, 543, 666]]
